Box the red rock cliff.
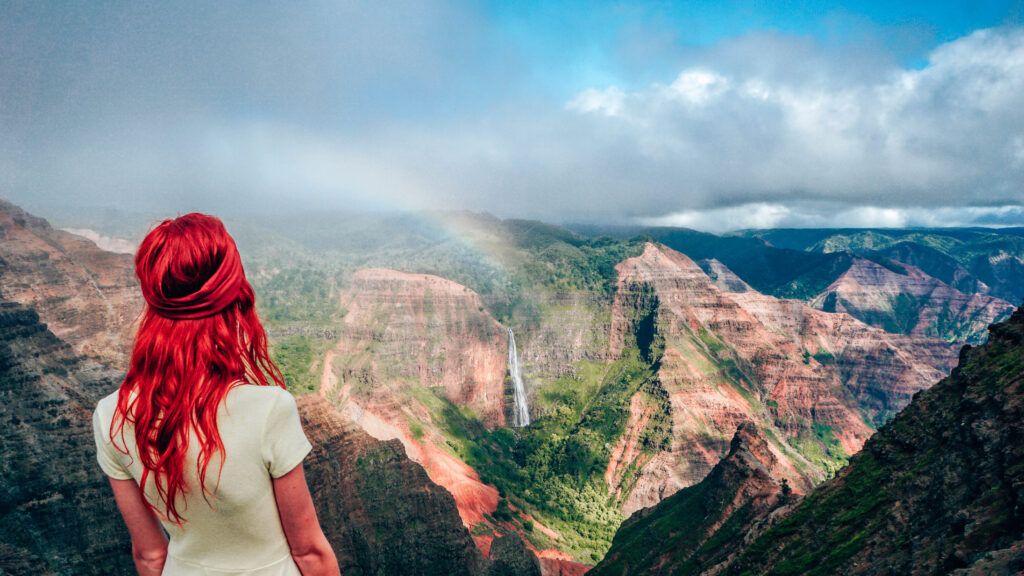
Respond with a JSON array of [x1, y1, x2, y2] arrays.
[[606, 243, 958, 514], [322, 268, 508, 530], [0, 199, 142, 367]]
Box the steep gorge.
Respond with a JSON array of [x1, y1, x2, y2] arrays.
[[595, 303, 1024, 575], [322, 241, 960, 563], [605, 244, 957, 514]]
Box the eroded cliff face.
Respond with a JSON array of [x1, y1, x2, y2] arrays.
[[0, 298, 133, 575], [298, 394, 490, 576], [606, 244, 958, 514], [591, 422, 793, 576], [723, 304, 1024, 575], [0, 200, 142, 368], [810, 256, 1015, 345], [322, 268, 509, 531], [330, 268, 507, 424]]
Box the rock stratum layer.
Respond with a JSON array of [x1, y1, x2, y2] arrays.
[[330, 267, 508, 425], [0, 199, 142, 368], [591, 422, 793, 576], [727, 303, 1024, 575], [323, 268, 507, 528], [605, 244, 958, 514], [596, 303, 1024, 575], [810, 256, 1014, 345]]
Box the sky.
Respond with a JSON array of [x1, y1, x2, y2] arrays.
[[1, 1, 1023, 232]]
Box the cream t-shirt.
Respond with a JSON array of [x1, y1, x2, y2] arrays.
[[93, 384, 313, 575]]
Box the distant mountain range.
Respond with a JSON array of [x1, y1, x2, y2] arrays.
[[571, 224, 1020, 345]]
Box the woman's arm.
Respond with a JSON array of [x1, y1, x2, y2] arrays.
[[273, 463, 340, 576], [109, 478, 168, 576]]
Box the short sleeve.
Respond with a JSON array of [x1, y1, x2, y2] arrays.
[[261, 389, 313, 478], [93, 404, 133, 480]]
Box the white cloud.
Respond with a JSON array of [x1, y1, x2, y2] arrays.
[[835, 206, 907, 228], [641, 203, 791, 232], [637, 202, 1024, 233], [556, 27, 1024, 218], [666, 69, 730, 105], [566, 87, 627, 116]]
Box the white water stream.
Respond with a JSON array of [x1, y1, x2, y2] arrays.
[[507, 328, 530, 427]]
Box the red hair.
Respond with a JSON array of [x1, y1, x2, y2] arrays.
[[112, 213, 285, 524]]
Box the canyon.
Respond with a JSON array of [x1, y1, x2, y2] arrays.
[[809, 256, 1014, 345], [315, 235, 959, 561], [593, 303, 1024, 575], [2, 200, 1019, 572]]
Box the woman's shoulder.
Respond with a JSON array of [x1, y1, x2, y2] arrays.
[[93, 389, 122, 424], [226, 383, 295, 410]]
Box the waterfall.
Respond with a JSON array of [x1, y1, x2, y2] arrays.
[[507, 328, 530, 428]]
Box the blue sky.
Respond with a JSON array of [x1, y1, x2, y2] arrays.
[[1, 1, 1023, 231], [487, 0, 1017, 90]]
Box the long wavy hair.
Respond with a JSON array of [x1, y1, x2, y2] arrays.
[[112, 213, 285, 524]]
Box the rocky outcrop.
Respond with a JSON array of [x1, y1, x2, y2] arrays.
[[606, 244, 958, 513], [298, 394, 489, 576], [0, 199, 142, 368], [0, 298, 133, 575], [590, 423, 793, 576], [722, 304, 1024, 574], [811, 256, 1014, 345], [483, 532, 543, 576]]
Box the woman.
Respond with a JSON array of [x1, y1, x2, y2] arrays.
[[93, 213, 339, 576]]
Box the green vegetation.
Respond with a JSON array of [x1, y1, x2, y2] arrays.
[[254, 266, 341, 324], [744, 228, 1024, 305], [270, 335, 333, 394], [790, 423, 849, 479], [736, 451, 888, 575], [883, 293, 922, 335], [430, 345, 663, 557]]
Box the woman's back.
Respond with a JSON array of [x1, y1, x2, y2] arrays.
[[95, 384, 312, 574]]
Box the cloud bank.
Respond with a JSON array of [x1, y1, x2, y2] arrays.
[[1, 2, 1021, 231]]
